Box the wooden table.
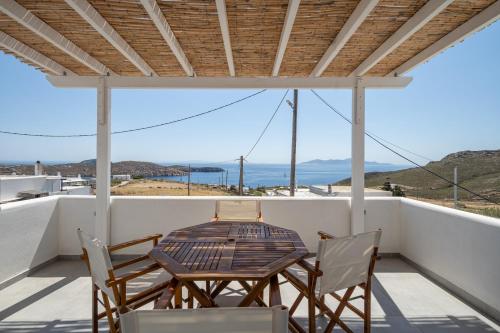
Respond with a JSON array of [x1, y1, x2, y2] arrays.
[[150, 221, 308, 308]]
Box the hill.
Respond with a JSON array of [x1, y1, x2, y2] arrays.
[[334, 150, 500, 202], [0, 160, 186, 177]]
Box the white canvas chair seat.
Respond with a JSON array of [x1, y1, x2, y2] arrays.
[[120, 306, 289, 333], [214, 200, 263, 222]]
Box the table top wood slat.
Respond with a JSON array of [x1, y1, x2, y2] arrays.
[[150, 221, 308, 280]]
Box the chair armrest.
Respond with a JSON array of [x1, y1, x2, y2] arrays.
[[108, 234, 162, 252], [297, 259, 323, 277], [317, 230, 335, 240], [112, 254, 150, 270], [108, 263, 161, 287]]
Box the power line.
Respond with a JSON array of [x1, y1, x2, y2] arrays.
[[0, 89, 267, 138], [245, 90, 289, 159], [310, 89, 433, 162], [311, 89, 498, 205], [364, 130, 433, 162]]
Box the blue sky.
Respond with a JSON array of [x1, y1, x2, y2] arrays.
[[0, 21, 499, 165]]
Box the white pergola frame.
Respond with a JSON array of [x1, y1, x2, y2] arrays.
[[47, 74, 411, 242], [0, 0, 113, 75], [65, 0, 156, 77], [33, 0, 498, 243]]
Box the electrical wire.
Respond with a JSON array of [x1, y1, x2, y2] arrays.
[[311, 89, 433, 162], [244, 90, 289, 159], [364, 130, 433, 162], [0, 89, 267, 138], [311, 89, 498, 205]]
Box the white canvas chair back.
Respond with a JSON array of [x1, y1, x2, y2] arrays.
[[120, 306, 288, 333], [316, 230, 381, 296], [76, 228, 117, 304], [215, 200, 261, 222]]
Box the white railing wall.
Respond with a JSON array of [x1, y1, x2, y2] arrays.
[[58, 196, 97, 255], [400, 198, 500, 319], [1, 195, 499, 321], [0, 196, 59, 283]]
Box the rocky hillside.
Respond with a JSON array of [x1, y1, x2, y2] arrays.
[[335, 150, 500, 202], [0, 160, 186, 177]]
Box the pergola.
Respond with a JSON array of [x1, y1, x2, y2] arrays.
[[1, 0, 498, 243]]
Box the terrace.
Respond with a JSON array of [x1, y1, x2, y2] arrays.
[[1, 196, 500, 332], [0, 0, 499, 332]]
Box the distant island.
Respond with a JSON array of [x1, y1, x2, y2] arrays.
[[0, 159, 224, 177], [334, 149, 500, 202]]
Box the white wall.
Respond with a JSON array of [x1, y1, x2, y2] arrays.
[[65, 186, 92, 195], [400, 198, 500, 318], [365, 198, 401, 253], [110, 196, 217, 254], [261, 197, 350, 250], [57, 196, 97, 255], [0, 176, 48, 202], [0, 196, 59, 284], [2, 195, 499, 320], [55, 196, 399, 255]]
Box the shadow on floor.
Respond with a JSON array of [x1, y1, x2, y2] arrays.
[[292, 315, 497, 333], [0, 276, 78, 321], [0, 319, 106, 333], [0, 316, 495, 333]]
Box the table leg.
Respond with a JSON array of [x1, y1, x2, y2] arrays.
[[210, 280, 230, 299], [238, 278, 269, 307], [182, 280, 217, 308], [269, 275, 282, 306], [175, 282, 182, 309], [154, 279, 179, 309], [187, 291, 194, 309], [238, 281, 267, 307]]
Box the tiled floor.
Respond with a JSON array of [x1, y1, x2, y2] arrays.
[[0, 258, 498, 332]]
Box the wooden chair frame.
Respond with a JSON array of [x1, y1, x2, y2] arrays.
[[281, 231, 379, 333], [80, 233, 177, 333]]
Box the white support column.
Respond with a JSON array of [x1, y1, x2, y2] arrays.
[[351, 77, 365, 234], [95, 76, 111, 243]]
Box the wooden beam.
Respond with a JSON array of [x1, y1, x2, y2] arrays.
[[0, 30, 74, 75], [139, 0, 194, 77], [0, 0, 112, 75], [65, 0, 156, 76], [350, 0, 454, 77], [272, 0, 301, 77], [389, 1, 500, 76], [46, 75, 413, 89], [311, 0, 378, 77], [215, 0, 235, 76]]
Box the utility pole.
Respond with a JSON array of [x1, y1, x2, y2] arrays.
[[187, 164, 191, 196], [239, 156, 244, 196], [454, 166, 458, 208], [289, 89, 298, 197], [225, 169, 228, 189]]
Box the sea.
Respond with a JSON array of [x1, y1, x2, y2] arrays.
[[153, 162, 409, 188]]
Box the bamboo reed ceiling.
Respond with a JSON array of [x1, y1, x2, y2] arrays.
[[0, 0, 496, 77]]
